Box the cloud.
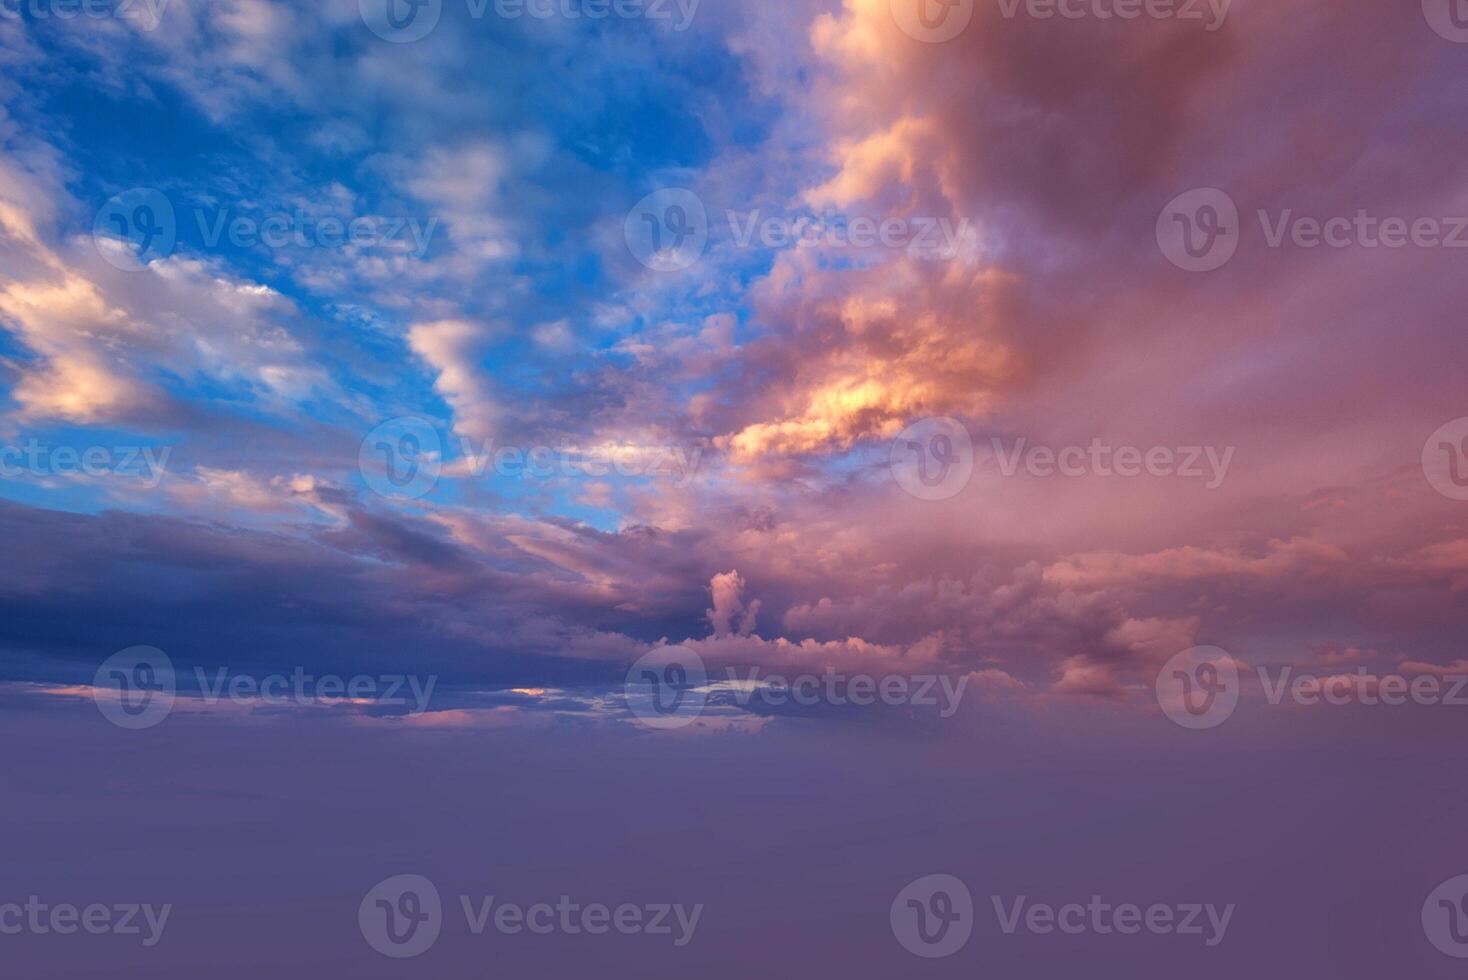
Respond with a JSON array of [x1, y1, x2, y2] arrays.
[[707, 570, 760, 637], [407, 319, 498, 442]]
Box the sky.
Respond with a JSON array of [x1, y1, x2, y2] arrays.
[[2, 0, 1468, 975]]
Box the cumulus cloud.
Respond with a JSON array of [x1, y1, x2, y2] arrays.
[[407, 319, 498, 442]]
